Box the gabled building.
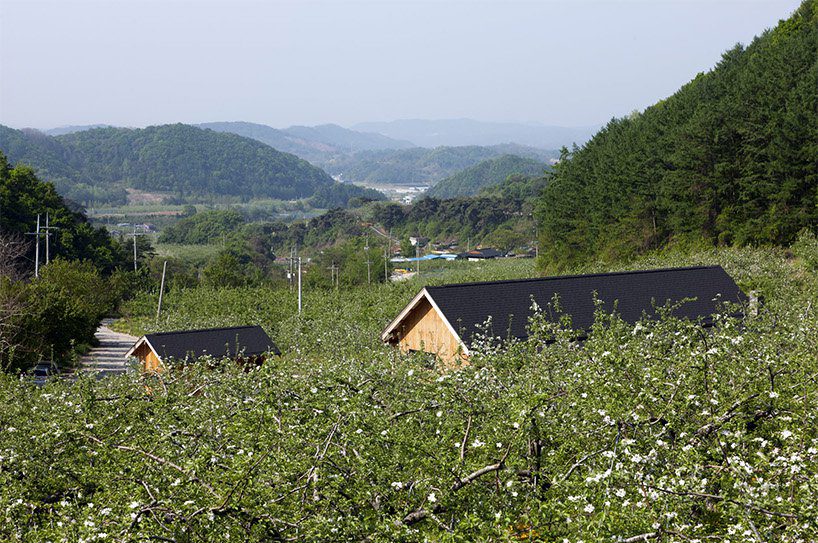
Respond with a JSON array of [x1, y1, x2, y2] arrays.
[[381, 266, 746, 365], [126, 325, 280, 372], [457, 248, 504, 260]]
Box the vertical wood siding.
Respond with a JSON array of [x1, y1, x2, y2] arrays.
[[395, 297, 467, 366]]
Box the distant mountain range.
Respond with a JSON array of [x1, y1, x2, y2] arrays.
[[353, 119, 598, 149], [426, 154, 548, 199], [44, 124, 113, 136], [44, 119, 591, 154], [197, 122, 414, 163], [193, 121, 561, 187]]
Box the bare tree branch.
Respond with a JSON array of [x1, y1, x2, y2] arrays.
[[459, 415, 472, 462], [618, 532, 659, 543]]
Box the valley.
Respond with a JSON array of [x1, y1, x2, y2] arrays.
[[0, 0, 816, 541]]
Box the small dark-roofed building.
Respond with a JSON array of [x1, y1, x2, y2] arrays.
[[126, 325, 279, 372], [457, 248, 504, 260], [382, 266, 747, 365]]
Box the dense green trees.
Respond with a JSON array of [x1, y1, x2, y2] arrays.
[[426, 154, 547, 199], [0, 152, 130, 369], [0, 153, 126, 272], [306, 238, 389, 288], [308, 182, 386, 209], [0, 124, 336, 204], [368, 189, 539, 250], [158, 209, 246, 245], [0, 255, 119, 371], [537, 0, 818, 271]]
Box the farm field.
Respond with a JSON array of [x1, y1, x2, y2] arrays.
[[2, 245, 817, 541]]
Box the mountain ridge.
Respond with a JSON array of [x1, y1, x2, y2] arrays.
[[352, 118, 598, 149]]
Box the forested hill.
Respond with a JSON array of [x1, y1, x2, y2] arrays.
[[0, 124, 336, 201], [426, 154, 547, 199], [537, 0, 818, 271], [58, 124, 334, 199]]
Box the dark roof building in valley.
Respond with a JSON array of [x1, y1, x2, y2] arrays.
[[457, 248, 504, 260], [382, 266, 747, 365], [126, 325, 279, 372]]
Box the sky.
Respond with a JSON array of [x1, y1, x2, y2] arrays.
[[0, 0, 804, 130]]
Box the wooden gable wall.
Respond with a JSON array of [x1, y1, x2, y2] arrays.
[[391, 296, 467, 366], [131, 342, 163, 373]]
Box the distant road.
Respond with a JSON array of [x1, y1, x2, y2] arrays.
[[78, 319, 138, 377]]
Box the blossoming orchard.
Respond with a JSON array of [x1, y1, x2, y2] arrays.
[[1, 247, 817, 541]]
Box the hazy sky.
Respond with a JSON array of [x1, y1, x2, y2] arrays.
[[0, 0, 803, 130]]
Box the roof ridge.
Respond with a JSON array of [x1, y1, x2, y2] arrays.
[[145, 325, 261, 337], [424, 265, 723, 290]]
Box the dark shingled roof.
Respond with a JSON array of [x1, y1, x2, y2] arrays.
[[425, 266, 746, 347], [458, 248, 504, 259], [144, 325, 279, 362]]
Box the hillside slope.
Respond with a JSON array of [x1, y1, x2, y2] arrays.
[[0, 124, 336, 201], [283, 124, 414, 151], [537, 0, 818, 270], [426, 154, 547, 199]]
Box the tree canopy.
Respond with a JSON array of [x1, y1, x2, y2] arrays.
[[536, 0, 818, 271], [0, 152, 125, 272], [0, 124, 336, 204], [426, 154, 547, 199]]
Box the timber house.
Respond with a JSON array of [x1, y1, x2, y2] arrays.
[[381, 266, 747, 365], [126, 325, 279, 372]]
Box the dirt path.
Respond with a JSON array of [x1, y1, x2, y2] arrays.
[[78, 319, 138, 377]]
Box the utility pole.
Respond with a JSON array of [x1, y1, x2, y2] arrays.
[[34, 214, 41, 277], [328, 261, 339, 290], [42, 212, 60, 265], [384, 240, 389, 282], [292, 248, 296, 291], [156, 260, 167, 320], [364, 237, 372, 285], [297, 256, 302, 314], [385, 229, 391, 282], [26, 214, 44, 277], [131, 225, 146, 272], [530, 213, 539, 259]]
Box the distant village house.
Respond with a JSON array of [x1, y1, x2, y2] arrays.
[[457, 248, 504, 261]]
